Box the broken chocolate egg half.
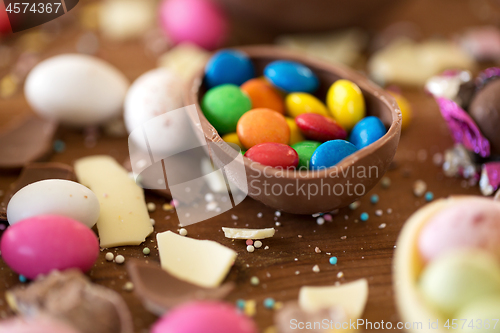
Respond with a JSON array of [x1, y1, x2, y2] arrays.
[[393, 196, 500, 333]]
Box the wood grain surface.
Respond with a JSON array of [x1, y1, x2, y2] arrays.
[[0, 0, 494, 332]]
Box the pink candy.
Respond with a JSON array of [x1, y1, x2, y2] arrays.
[[159, 0, 228, 50], [418, 198, 500, 263], [0, 215, 99, 279], [152, 301, 258, 333]]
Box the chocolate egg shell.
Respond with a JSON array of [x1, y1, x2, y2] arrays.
[[184, 46, 401, 214], [393, 196, 500, 333], [469, 79, 500, 155]]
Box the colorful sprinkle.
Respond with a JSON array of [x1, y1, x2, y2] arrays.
[[19, 275, 27, 283], [349, 201, 360, 210], [115, 255, 125, 264], [246, 239, 254, 246], [425, 191, 434, 202], [316, 217, 325, 225], [263, 298, 276, 309], [370, 194, 379, 204], [123, 281, 134, 291], [146, 202, 156, 212], [381, 177, 391, 188], [244, 300, 256, 317], [329, 257, 338, 265], [250, 276, 260, 285], [413, 180, 427, 197], [360, 212, 369, 221], [312, 265, 320, 273], [236, 299, 246, 310], [53, 140, 66, 153], [163, 203, 174, 211], [254, 240, 263, 248], [143, 247, 150, 255], [323, 214, 332, 221], [179, 228, 188, 236]]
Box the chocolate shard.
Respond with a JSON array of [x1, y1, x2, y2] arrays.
[[126, 259, 234, 316], [0, 114, 58, 170], [5, 270, 133, 333], [0, 162, 76, 222]]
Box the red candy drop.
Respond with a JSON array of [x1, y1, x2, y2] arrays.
[[295, 113, 347, 142], [245, 143, 299, 169]]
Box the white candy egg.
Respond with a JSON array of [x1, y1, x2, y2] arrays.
[[124, 68, 198, 156], [7, 179, 100, 228], [25, 54, 129, 126]]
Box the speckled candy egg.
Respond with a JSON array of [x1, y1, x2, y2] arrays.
[[159, 0, 228, 50], [7, 179, 100, 228], [152, 301, 258, 333], [124, 68, 199, 156], [0, 215, 99, 280], [24, 54, 129, 126]]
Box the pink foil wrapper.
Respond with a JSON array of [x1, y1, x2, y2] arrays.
[[476, 67, 500, 89], [436, 97, 490, 157]]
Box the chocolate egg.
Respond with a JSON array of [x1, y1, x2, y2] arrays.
[[469, 79, 500, 155]]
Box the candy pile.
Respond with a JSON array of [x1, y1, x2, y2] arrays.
[[415, 197, 500, 327], [427, 67, 500, 196], [201, 49, 388, 170]]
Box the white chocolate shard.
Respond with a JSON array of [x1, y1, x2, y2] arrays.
[[74, 155, 153, 248], [222, 227, 275, 240], [157, 231, 237, 288], [158, 43, 210, 83], [299, 279, 368, 319]]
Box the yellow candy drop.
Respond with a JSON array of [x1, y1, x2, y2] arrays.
[[285, 117, 305, 145], [222, 132, 244, 150], [285, 92, 329, 118], [389, 91, 412, 131], [327, 79, 365, 131]]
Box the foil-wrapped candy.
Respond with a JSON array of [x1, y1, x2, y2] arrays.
[[480, 162, 500, 196], [442, 144, 479, 179], [425, 70, 475, 108]]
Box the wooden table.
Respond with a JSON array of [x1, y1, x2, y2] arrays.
[[0, 0, 494, 331]]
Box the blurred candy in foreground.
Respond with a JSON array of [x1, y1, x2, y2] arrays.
[[159, 0, 228, 50]]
